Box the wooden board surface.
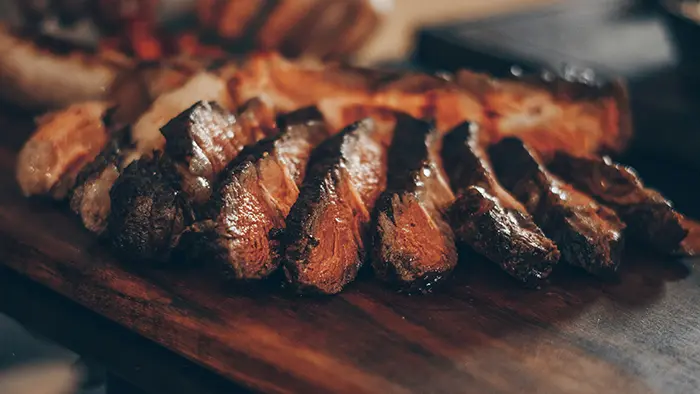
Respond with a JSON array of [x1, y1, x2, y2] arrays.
[[1, 112, 700, 394]]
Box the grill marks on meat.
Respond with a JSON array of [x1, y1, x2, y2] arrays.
[[283, 118, 389, 294], [161, 99, 275, 205], [69, 126, 134, 234], [372, 114, 457, 293], [442, 122, 560, 285], [16, 101, 110, 199], [176, 107, 329, 281], [490, 139, 626, 275], [549, 153, 688, 255]]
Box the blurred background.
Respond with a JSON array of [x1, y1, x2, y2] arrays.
[[1, 0, 699, 393]]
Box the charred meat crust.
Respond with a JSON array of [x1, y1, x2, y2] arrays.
[[283, 118, 387, 295], [372, 115, 457, 292], [442, 122, 560, 284], [451, 186, 561, 286], [177, 107, 328, 281], [160, 98, 276, 206], [548, 153, 688, 255], [69, 126, 134, 234], [490, 138, 626, 275], [107, 155, 193, 264], [160, 100, 248, 205]]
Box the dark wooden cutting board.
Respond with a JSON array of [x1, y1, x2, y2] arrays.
[[0, 111, 699, 394]]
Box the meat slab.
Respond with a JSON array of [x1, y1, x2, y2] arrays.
[[490, 138, 626, 276], [372, 114, 457, 293], [442, 122, 560, 285]]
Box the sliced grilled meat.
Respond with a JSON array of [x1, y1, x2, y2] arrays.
[[107, 99, 272, 263], [160, 99, 275, 205], [372, 114, 457, 293], [107, 154, 192, 264], [176, 107, 329, 280], [16, 101, 110, 199], [490, 138, 626, 276], [69, 126, 134, 234], [442, 122, 560, 285], [283, 118, 390, 294], [549, 153, 688, 255]]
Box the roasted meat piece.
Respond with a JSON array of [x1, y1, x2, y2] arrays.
[[16, 101, 110, 199], [176, 107, 329, 280], [442, 122, 560, 285], [282, 118, 390, 294], [0, 25, 132, 110], [371, 114, 457, 293], [129, 71, 235, 161], [107, 98, 272, 263], [455, 70, 632, 157], [107, 154, 192, 263], [490, 138, 626, 275], [69, 125, 134, 234], [161, 99, 274, 205], [548, 153, 688, 255]]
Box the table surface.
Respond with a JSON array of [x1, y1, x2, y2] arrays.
[[3, 2, 700, 394]]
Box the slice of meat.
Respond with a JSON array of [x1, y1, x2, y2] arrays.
[[107, 154, 193, 264], [107, 98, 274, 263], [69, 126, 134, 234], [0, 24, 132, 110], [548, 152, 688, 255], [160, 99, 274, 205], [129, 71, 235, 163], [176, 107, 329, 280], [231, 52, 630, 156], [490, 138, 626, 275], [442, 122, 560, 285], [16, 101, 110, 199], [372, 114, 457, 293], [456, 70, 632, 157], [282, 117, 390, 294]]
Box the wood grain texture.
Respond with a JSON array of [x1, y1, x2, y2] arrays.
[[1, 111, 700, 394]]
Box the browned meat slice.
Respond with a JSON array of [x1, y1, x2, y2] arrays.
[[282, 118, 390, 294], [107, 154, 193, 263], [16, 101, 110, 199], [490, 138, 626, 275], [442, 122, 560, 285], [160, 99, 275, 205], [69, 125, 134, 234], [371, 114, 457, 293], [548, 153, 688, 255], [176, 107, 329, 280], [106, 98, 272, 263]]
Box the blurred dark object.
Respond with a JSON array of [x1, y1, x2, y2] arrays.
[[663, 0, 700, 65], [414, 0, 700, 171], [13, 0, 390, 60]]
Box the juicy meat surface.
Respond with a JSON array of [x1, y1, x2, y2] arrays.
[[549, 152, 688, 254], [442, 122, 560, 284], [176, 107, 329, 280], [16, 101, 110, 199], [231, 52, 629, 157], [107, 98, 273, 263], [129, 71, 235, 162], [455, 70, 631, 157], [70, 126, 134, 234], [161, 99, 274, 205], [372, 114, 457, 292], [107, 155, 192, 264], [282, 118, 389, 294], [490, 138, 626, 275]]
